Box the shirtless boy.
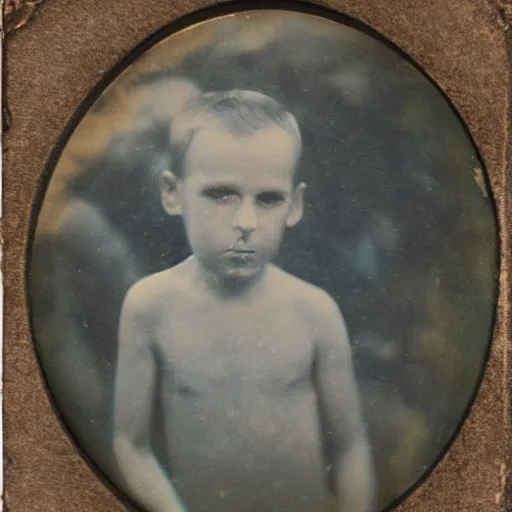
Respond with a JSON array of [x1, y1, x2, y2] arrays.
[[113, 90, 375, 512]]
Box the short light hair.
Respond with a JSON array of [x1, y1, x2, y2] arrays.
[[169, 89, 302, 177]]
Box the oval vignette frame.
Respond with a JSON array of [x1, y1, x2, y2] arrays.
[[24, 1, 500, 511]]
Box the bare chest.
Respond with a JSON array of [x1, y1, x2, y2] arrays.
[[154, 302, 314, 393]]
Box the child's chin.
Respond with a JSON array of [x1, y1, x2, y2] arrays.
[[224, 265, 263, 282]]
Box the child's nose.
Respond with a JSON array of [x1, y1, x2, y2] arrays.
[[233, 200, 257, 234]]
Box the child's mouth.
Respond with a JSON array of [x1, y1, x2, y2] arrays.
[[225, 248, 256, 261]]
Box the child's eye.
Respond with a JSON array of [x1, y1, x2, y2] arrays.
[[257, 191, 285, 207], [202, 187, 238, 203]]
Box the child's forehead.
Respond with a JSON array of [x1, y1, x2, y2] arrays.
[[193, 122, 297, 152], [183, 124, 300, 179]]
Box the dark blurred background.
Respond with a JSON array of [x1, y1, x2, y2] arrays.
[[29, 10, 498, 510]]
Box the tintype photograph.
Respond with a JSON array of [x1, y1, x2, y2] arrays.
[[27, 7, 498, 512]]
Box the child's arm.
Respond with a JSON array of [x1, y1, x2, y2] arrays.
[[113, 285, 186, 512], [313, 292, 376, 512]]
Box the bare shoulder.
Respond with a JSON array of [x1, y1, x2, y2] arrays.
[[270, 266, 342, 318], [270, 265, 347, 336], [122, 260, 190, 321]]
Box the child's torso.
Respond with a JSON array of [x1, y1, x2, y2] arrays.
[[153, 293, 334, 512]]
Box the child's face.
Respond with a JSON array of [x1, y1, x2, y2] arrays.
[[162, 124, 304, 282]]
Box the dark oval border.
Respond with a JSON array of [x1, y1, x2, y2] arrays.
[[24, 1, 501, 511]]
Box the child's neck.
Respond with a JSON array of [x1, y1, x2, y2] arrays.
[[190, 256, 268, 299]]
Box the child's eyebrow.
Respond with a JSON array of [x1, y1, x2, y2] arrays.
[[199, 184, 241, 199], [200, 183, 240, 192], [198, 184, 290, 197], [260, 186, 288, 192], [256, 187, 289, 196]]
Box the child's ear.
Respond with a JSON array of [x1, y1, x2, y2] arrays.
[[160, 170, 182, 215], [286, 182, 306, 227]]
